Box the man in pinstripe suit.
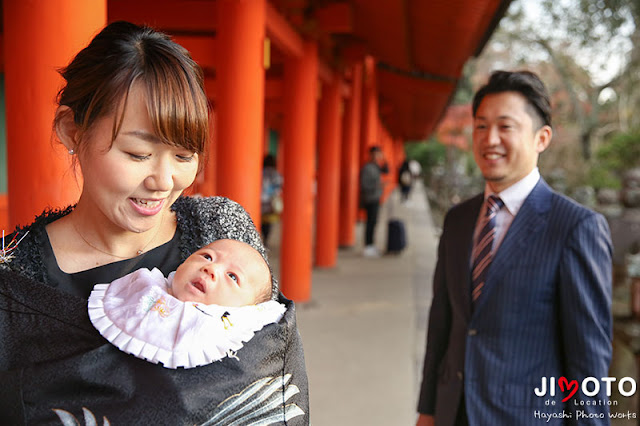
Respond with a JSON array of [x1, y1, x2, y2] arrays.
[[416, 71, 612, 426]]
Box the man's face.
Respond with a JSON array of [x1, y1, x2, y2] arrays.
[[472, 91, 551, 193]]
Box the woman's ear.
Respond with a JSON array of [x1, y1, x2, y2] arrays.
[[55, 106, 80, 152]]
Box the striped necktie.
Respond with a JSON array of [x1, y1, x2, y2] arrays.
[[471, 195, 504, 304]]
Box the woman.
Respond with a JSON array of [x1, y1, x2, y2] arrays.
[[0, 21, 308, 425]]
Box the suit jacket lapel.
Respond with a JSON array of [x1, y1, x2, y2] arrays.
[[472, 179, 553, 314]]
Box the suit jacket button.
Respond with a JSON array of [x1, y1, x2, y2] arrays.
[[457, 371, 463, 380], [468, 329, 478, 336]]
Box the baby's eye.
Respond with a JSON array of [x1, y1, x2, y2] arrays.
[[202, 253, 212, 261], [227, 272, 238, 283]]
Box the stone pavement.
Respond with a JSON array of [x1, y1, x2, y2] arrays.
[[267, 182, 439, 426]]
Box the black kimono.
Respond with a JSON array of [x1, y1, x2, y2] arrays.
[[0, 196, 309, 425]]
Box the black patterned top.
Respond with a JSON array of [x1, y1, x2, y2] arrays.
[[3, 196, 276, 299]]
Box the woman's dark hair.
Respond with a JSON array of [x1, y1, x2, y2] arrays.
[[55, 21, 209, 161], [472, 70, 552, 130]]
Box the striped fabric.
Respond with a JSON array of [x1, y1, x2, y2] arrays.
[[471, 195, 503, 303]]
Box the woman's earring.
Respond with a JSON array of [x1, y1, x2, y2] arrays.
[[68, 149, 75, 155]]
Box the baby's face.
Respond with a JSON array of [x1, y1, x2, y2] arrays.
[[171, 239, 270, 306]]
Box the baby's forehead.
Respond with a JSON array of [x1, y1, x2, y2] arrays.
[[204, 239, 256, 253], [202, 239, 267, 269]]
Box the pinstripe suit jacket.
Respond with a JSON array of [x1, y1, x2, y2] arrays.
[[418, 179, 613, 425]]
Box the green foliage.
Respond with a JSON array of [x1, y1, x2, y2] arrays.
[[588, 129, 640, 189], [405, 138, 447, 182], [587, 167, 621, 190], [453, 62, 476, 105]]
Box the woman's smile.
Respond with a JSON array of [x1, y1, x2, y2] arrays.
[[129, 198, 165, 216]]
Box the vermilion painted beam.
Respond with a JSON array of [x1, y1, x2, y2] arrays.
[[193, 114, 217, 197], [359, 56, 378, 166], [339, 63, 363, 247], [318, 60, 333, 84], [265, 1, 303, 58], [265, 78, 283, 100], [280, 41, 318, 302], [315, 2, 353, 34], [341, 81, 352, 98], [0, 35, 4, 72], [173, 35, 217, 71], [315, 77, 343, 267], [108, 0, 217, 33], [204, 78, 217, 101], [380, 124, 395, 203], [215, 0, 266, 226]]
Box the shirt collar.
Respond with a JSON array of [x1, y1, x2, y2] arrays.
[[484, 168, 540, 216]]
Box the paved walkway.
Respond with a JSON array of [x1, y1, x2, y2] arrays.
[[267, 182, 439, 426]]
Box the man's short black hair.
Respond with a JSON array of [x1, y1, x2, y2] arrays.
[[472, 70, 552, 129], [369, 146, 382, 154]]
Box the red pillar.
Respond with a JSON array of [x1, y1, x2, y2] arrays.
[[3, 1, 106, 228], [216, 0, 265, 225], [281, 41, 318, 301], [360, 56, 378, 166], [381, 125, 396, 201], [338, 64, 363, 247], [395, 137, 406, 166], [315, 77, 343, 267], [195, 111, 217, 196]]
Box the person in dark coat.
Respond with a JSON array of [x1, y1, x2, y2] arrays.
[[398, 159, 413, 202], [360, 145, 388, 257]]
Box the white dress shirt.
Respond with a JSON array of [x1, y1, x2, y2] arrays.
[[473, 168, 541, 255]]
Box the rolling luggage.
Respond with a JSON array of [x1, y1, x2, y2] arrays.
[[387, 219, 407, 254]]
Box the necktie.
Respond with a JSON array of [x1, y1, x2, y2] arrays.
[[471, 195, 504, 304]]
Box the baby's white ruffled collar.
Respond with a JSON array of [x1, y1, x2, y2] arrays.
[[88, 267, 285, 369]]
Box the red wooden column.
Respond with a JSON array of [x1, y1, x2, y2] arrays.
[[194, 111, 217, 196], [359, 56, 378, 166], [381, 125, 396, 201], [281, 41, 318, 301], [216, 0, 266, 225], [338, 64, 363, 247], [394, 137, 406, 166], [3, 1, 106, 228], [315, 77, 343, 267]]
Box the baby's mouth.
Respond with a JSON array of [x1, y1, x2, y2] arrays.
[[191, 278, 206, 293]]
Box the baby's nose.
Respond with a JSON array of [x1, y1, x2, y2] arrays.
[[202, 264, 217, 280]]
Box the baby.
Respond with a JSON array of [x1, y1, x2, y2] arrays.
[[88, 239, 285, 369]]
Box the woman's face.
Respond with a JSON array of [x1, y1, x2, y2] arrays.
[[76, 83, 199, 234]]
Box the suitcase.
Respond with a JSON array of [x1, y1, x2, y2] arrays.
[[386, 219, 407, 253]]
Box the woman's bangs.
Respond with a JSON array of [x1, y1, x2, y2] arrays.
[[143, 63, 209, 156]]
